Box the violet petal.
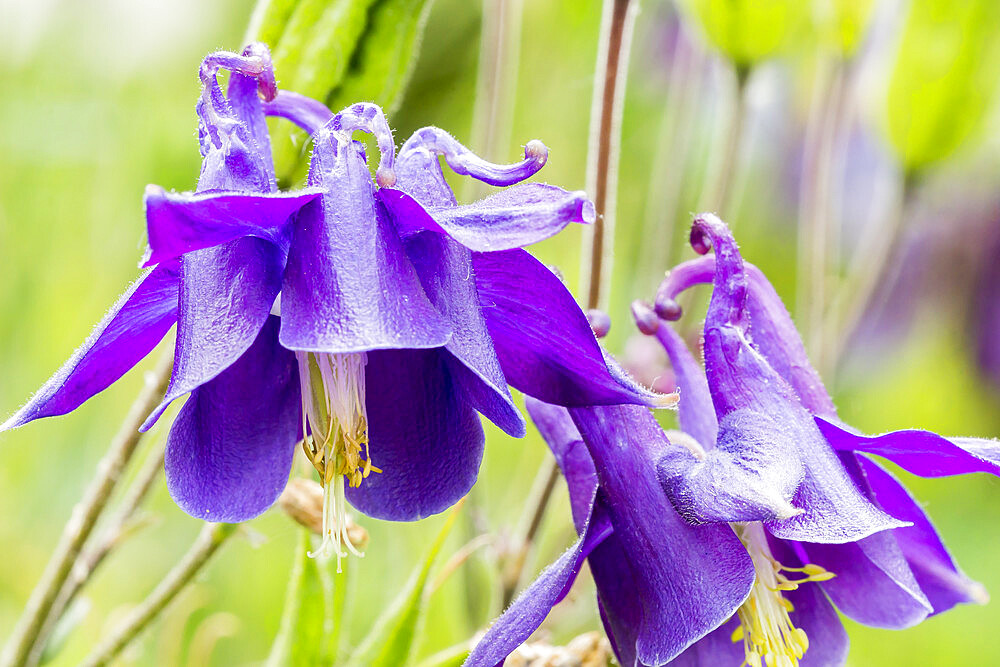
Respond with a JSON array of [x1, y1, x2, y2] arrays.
[[571, 404, 755, 665], [141, 237, 285, 431], [345, 348, 484, 521], [1, 262, 178, 432], [142, 188, 320, 267], [816, 416, 1000, 478], [473, 248, 663, 407], [280, 139, 450, 353], [164, 316, 300, 522], [463, 506, 613, 667], [861, 456, 987, 613]]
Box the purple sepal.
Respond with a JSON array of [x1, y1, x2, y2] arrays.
[[661, 215, 904, 543], [142, 188, 320, 267], [346, 349, 484, 521], [1, 262, 178, 432], [379, 183, 594, 252], [394, 138, 524, 437], [463, 505, 613, 667], [656, 256, 837, 418], [141, 237, 285, 431], [473, 248, 664, 408], [570, 404, 755, 665], [816, 416, 1000, 478], [164, 316, 300, 523], [406, 233, 525, 437], [861, 456, 987, 614]]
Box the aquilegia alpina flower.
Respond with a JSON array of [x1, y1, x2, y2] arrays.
[[2, 45, 663, 570], [631, 213, 1000, 664]]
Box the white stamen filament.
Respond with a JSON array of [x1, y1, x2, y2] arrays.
[[732, 522, 833, 667], [296, 351, 376, 571]]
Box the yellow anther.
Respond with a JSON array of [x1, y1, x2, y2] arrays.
[[730, 523, 833, 667]]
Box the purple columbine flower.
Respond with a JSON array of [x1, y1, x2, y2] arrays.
[[2, 45, 664, 569], [632, 213, 999, 664]]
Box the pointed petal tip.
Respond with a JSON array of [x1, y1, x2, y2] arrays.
[[968, 580, 990, 605], [0, 412, 26, 434]]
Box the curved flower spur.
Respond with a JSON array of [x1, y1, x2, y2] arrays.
[[627, 213, 1000, 664], [0, 45, 317, 436]]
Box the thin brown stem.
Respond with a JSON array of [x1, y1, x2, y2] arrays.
[[1, 353, 172, 667], [27, 440, 168, 666], [581, 0, 638, 310], [500, 456, 560, 608], [79, 522, 237, 667]]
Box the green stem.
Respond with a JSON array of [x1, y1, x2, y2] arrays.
[[26, 439, 168, 666], [79, 523, 237, 667], [0, 353, 172, 667], [700, 64, 749, 221], [796, 56, 847, 372], [465, 0, 524, 201]]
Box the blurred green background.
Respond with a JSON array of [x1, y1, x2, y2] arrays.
[[2, 0, 1000, 664]]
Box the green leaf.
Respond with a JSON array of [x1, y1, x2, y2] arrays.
[[886, 0, 1000, 174], [413, 640, 472, 667], [263, 0, 378, 181], [245, 0, 302, 49], [345, 503, 463, 667], [266, 529, 349, 666], [327, 0, 437, 116], [682, 0, 807, 69]]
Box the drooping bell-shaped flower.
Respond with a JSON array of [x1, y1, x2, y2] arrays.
[[630, 213, 999, 664], [2, 44, 667, 574]]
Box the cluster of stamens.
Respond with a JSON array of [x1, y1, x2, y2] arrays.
[[732, 523, 834, 667], [295, 351, 379, 570]]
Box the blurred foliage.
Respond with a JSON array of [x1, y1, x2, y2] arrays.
[[886, 0, 1000, 174], [681, 0, 808, 69], [821, 0, 877, 56], [265, 529, 343, 666], [2, 0, 1000, 666]]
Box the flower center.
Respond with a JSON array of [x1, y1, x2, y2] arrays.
[[295, 351, 380, 570], [731, 522, 834, 667]]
